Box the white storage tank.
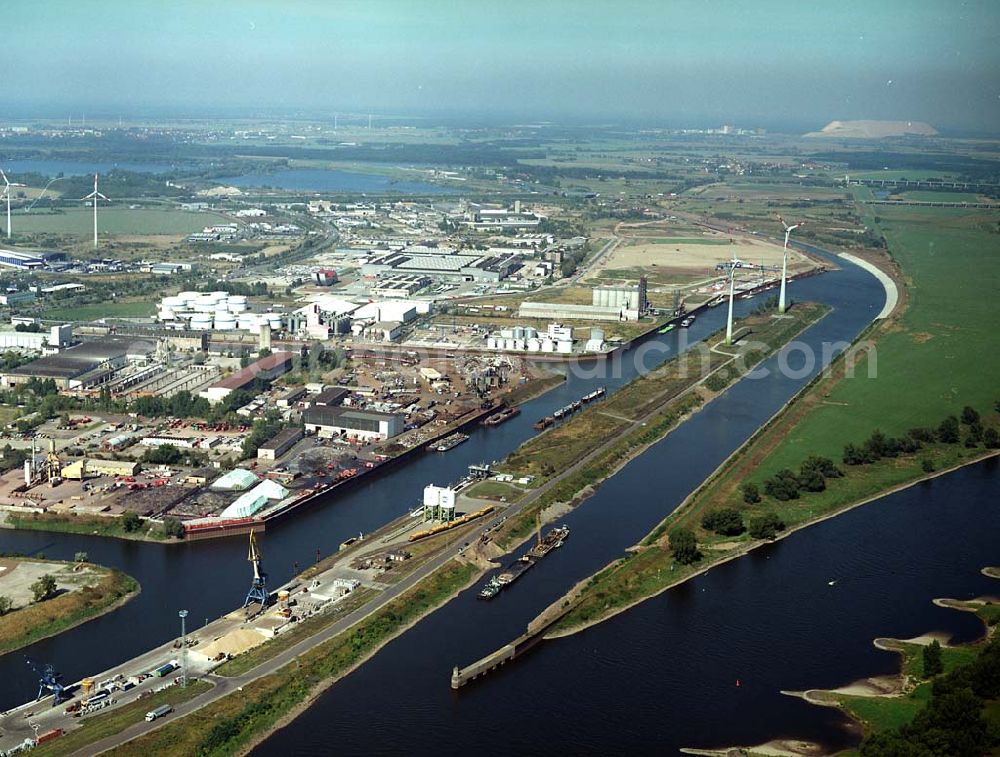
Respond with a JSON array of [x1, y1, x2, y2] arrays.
[[238, 316, 260, 330], [524, 326, 538, 339], [500, 328, 514, 339], [541, 339, 556, 352], [190, 314, 213, 330], [512, 338, 525, 350], [513, 326, 525, 339], [214, 317, 236, 331], [157, 308, 175, 321], [526, 338, 541, 352]]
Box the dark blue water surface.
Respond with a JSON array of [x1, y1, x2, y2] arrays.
[[3, 250, 988, 754], [2, 159, 175, 177], [213, 169, 458, 194]]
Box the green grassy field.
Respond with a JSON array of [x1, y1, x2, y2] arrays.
[[41, 301, 154, 320], [752, 206, 999, 478], [894, 190, 986, 203], [12, 207, 230, 235]]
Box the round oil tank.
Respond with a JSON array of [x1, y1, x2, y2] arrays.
[[178, 291, 200, 302], [214, 317, 236, 330], [238, 316, 260, 330], [211, 290, 228, 300], [157, 308, 175, 321], [227, 295, 247, 305], [161, 295, 184, 308], [526, 338, 541, 351], [190, 315, 213, 330], [541, 339, 556, 352], [266, 314, 282, 327]]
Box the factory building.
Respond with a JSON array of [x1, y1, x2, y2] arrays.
[[257, 427, 304, 461], [369, 274, 429, 298], [518, 282, 647, 323], [0, 336, 153, 389], [312, 269, 339, 286], [303, 406, 403, 441], [61, 459, 140, 479], [200, 351, 296, 403], [360, 250, 521, 282], [0, 323, 72, 352], [0, 290, 37, 306], [485, 323, 574, 354], [0, 248, 47, 269], [464, 201, 544, 230], [211, 468, 260, 491]]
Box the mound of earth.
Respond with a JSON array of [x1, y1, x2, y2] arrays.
[[804, 120, 937, 139]]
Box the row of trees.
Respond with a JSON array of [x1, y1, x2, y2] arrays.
[[699, 507, 787, 540], [758, 455, 844, 502]]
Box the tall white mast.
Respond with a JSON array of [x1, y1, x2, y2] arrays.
[[777, 216, 803, 314], [0, 170, 10, 239], [81, 173, 109, 248]]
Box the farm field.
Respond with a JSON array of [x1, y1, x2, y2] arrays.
[[11, 207, 230, 235], [728, 205, 1000, 482]]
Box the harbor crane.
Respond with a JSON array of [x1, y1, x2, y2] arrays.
[[25, 658, 66, 705], [243, 529, 268, 609]]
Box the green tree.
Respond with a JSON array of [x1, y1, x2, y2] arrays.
[[31, 574, 58, 602], [669, 527, 701, 565], [120, 510, 143, 533], [923, 640, 944, 678], [0, 595, 12, 615], [961, 405, 980, 426], [937, 415, 960, 444], [162, 517, 185, 539], [748, 512, 785, 540], [74, 551, 88, 564], [741, 482, 761, 504], [701, 508, 745, 536]]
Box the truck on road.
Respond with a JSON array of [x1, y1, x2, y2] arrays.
[[145, 704, 173, 722]]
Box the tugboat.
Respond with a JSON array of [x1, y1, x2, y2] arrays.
[[680, 315, 695, 328], [478, 575, 502, 600]]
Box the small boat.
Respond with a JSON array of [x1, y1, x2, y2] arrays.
[[533, 416, 554, 431], [659, 323, 675, 334], [680, 316, 695, 328]]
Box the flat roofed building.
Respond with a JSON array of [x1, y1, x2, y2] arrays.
[[1, 336, 153, 389], [257, 427, 304, 461], [200, 351, 296, 403], [303, 406, 403, 441]]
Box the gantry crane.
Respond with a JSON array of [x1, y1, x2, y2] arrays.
[[25, 658, 65, 705], [243, 529, 268, 608]]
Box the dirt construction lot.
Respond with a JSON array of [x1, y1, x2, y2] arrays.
[[0, 558, 106, 611], [583, 228, 810, 281]]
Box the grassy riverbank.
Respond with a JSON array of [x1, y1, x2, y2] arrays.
[[492, 302, 829, 550], [102, 560, 478, 757], [6, 512, 171, 542], [546, 204, 1000, 637], [0, 560, 139, 656]]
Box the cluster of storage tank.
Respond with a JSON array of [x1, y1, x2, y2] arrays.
[[487, 328, 572, 353], [157, 291, 281, 331]]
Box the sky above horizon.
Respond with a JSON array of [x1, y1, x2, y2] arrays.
[[7, 0, 999, 132]]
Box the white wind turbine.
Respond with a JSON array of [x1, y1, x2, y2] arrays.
[[1, 170, 26, 239], [777, 215, 804, 314], [724, 250, 742, 345], [81, 173, 110, 248]]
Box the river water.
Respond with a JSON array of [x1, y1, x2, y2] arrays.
[[3, 251, 988, 753]]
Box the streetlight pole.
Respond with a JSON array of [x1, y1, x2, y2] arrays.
[[178, 609, 188, 688]]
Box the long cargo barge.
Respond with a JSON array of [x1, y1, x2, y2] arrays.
[[482, 406, 520, 427], [478, 525, 570, 600]]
